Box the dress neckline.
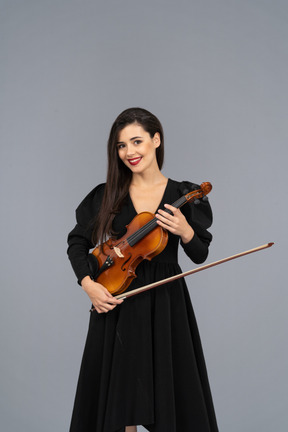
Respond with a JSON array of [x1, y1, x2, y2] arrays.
[[129, 178, 171, 215]]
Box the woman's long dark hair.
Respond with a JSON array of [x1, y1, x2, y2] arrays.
[[92, 107, 164, 246]]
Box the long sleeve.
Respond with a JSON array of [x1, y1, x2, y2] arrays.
[[67, 183, 105, 284], [178, 181, 213, 264]]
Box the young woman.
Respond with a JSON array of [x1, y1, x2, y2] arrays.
[[67, 108, 218, 432]]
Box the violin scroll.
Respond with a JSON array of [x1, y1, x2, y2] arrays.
[[185, 182, 212, 204]]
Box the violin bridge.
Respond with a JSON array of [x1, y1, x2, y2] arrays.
[[113, 246, 124, 258]]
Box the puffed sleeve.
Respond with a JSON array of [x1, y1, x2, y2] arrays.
[[178, 181, 213, 264], [67, 183, 105, 284]]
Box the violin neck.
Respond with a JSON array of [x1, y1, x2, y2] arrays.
[[127, 195, 188, 247]]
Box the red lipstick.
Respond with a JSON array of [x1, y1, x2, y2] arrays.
[[128, 157, 142, 166]]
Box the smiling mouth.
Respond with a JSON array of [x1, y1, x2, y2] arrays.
[[128, 157, 142, 166]]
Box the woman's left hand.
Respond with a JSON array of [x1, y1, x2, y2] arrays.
[[156, 204, 194, 244]]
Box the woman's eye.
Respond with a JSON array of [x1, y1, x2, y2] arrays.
[[117, 144, 125, 149], [134, 140, 142, 145]]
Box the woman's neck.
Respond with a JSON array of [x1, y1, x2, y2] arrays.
[[130, 170, 167, 189]]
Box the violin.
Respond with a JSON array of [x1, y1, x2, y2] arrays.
[[88, 182, 212, 295]]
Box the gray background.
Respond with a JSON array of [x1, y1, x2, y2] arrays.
[[1, 0, 287, 431]]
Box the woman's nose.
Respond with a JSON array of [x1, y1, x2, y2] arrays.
[[126, 144, 135, 156]]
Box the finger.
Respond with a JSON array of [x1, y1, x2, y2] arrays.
[[104, 303, 117, 311], [156, 219, 177, 233], [103, 288, 124, 302], [105, 295, 124, 304], [156, 212, 178, 224], [98, 303, 116, 313], [156, 212, 178, 227], [164, 203, 178, 213], [156, 210, 174, 221], [103, 288, 115, 298]]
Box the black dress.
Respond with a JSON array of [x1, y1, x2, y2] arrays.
[[67, 178, 218, 432]]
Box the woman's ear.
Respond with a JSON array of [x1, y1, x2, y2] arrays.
[[153, 132, 161, 148]]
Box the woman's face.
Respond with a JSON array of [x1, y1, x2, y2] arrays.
[[117, 123, 160, 173]]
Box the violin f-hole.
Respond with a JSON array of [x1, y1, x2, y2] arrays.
[[121, 253, 132, 272]]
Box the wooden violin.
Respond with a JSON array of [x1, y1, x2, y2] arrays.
[[88, 182, 212, 295]]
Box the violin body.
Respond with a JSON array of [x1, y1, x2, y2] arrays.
[[90, 182, 212, 295], [91, 212, 168, 295]]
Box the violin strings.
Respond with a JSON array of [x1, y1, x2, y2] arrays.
[[127, 196, 187, 246], [128, 196, 188, 244], [127, 218, 158, 246]]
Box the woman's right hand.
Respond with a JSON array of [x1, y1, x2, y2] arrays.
[[81, 276, 124, 313]]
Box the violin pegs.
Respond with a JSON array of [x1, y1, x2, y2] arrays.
[[202, 196, 209, 202], [194, 199, 201, 205]]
